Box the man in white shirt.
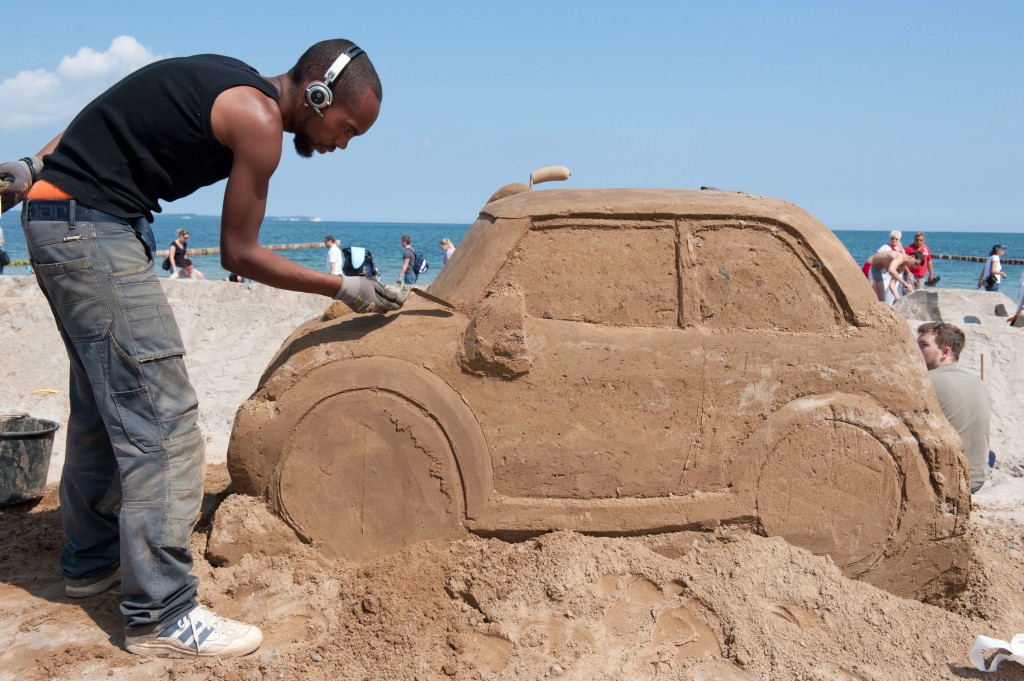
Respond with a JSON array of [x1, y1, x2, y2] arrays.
[[325, 235, 343, 275], [169, 258, 205, 281]]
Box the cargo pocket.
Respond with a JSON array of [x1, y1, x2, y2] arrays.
[[115, 271, 186, 360], [109, 344, 199, 452], [34, 258, 113, 342], [164, 428, 205, 548]]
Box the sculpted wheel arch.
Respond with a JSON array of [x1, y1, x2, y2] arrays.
[[234, 357, 494, 561], [737, 393, 939, 585]]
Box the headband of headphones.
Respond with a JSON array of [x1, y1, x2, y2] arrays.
[[305, 44, 365, 115]]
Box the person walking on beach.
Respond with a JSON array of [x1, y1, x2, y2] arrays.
[[325, 235, 343, 275], [397, 234, 417, 285], [439, 237, 456, 266], [167, 228, 189, 275], [0, 38, 404, 659], [867, 249, 922, 302], [904, 232, 937, 288], [978, 244, 1007, 292], [917, 322, 991, 493]]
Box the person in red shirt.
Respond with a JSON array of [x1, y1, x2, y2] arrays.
[[904, 232, 937, 288]]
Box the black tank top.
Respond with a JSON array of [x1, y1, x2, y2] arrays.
[[40, 55, 279, 221]]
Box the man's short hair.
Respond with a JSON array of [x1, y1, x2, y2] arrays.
[[914, 232, 925, 239], [182, 258, 194, 267], [401, 235, 411, 246], [289, 39, 382, 104], [325, 236, 335, 244], [910, 251, 925, 264], [917, 322, 966, 361]]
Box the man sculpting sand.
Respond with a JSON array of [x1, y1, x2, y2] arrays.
[[0, 39, 405, 658], [867, 249, 923, 302]]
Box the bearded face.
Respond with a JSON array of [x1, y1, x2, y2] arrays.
[[293, 130, 315, 158]]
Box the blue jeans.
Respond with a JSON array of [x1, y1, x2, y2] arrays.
[[22, 200, 203, 634]]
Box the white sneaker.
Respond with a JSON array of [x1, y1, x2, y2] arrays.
[[125, 604, 263, 658]]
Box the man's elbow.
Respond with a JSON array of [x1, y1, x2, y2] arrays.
[[221, 248, 256, 276]]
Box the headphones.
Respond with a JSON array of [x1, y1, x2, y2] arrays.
[[304, 44, 365, 116]]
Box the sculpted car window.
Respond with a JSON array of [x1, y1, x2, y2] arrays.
[[500, 222, 678, 328], [686, 225, 840, 332]]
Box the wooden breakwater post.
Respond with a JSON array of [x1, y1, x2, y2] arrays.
[[155, 242, 323, 257], [931, 253, 1024, 265]]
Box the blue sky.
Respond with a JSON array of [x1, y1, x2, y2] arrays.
[[1, 1, 1021, 231]]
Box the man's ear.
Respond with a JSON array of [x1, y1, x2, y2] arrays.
[[941, 345, 955, 363]]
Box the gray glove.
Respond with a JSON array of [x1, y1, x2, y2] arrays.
[[0, 157, 43, 214], [335, 277, 408, 313]]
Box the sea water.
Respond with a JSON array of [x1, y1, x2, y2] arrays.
[[2, 211, 1021, 294]]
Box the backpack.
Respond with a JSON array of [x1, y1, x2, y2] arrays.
[[161, 257, 171, 271], [0, 247, 10, 268], [412, 248, 429, 274], [342, 247, 380, 280]]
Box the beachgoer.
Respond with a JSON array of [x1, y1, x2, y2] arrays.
[[978, 244, 1007, 292], [881, 230, 904, 254], [867, 250, 922, 302], [917, 322, 991, 493], [904, 232, 936, 289], [1, 38, 404, 659], [1009, 269, 1024, 325], [325, 235, 342, 275], [169, 258, 205, 280], [168, 229, 189, 274], [439, 237, 455, 266], [226, 272, 247, 283], [875, 230, 905, 302], [396, 234, 417, 285]]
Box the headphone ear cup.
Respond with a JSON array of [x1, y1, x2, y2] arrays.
[[305, 82, 332, 110]]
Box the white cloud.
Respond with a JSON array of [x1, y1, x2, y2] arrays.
[[0, 36, 166, 131]]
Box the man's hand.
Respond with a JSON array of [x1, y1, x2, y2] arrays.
[[0, 157, 43, 213], [335, 277, 408, 313]]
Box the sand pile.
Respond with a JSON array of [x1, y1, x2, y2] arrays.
[[1, 277, 1023, 680]]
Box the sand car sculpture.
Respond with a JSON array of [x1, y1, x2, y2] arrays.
[[228, 175, 971, 601]]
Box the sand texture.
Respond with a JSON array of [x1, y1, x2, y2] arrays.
[[1, 275, 1023, 680]]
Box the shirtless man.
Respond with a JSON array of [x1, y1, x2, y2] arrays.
[[867, 249, 924, 302], [0, 39, 404, 659]]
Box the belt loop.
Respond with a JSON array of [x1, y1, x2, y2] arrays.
[[68, 199, 77, 228]]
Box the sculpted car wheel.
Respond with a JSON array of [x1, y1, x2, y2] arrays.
[[234, 357, 492, 562], [756, 418, 901, 573], [744, 395, 937, 580], [278, 387, 464, 561]]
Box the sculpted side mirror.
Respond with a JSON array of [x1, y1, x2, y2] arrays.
[[459, 285, 531, 379]]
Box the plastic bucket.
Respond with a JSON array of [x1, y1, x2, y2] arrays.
[[0, 415, 59, 505]]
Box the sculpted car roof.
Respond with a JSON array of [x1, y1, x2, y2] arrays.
[[427, 185, 882, 325], [484, 188, 810, 224]]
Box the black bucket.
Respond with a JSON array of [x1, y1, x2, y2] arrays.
[[0, 415, 59, 505]]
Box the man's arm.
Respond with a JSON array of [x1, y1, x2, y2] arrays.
[[211, 86, 341, 298], [396, 254, 410, 284], [0, 132, 65, 213], [887, 259, 912, 289]]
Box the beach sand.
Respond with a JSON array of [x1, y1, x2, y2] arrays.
[[1, 276, 1022, 680]]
